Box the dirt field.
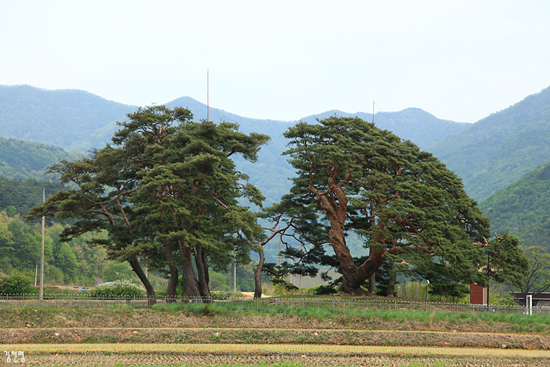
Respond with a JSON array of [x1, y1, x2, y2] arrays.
[[3, 344, 550, 367], [2, 327, 550, 350], [2, 305, 550, 366]]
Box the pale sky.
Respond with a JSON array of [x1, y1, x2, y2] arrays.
[[1, 0, 549, 123]]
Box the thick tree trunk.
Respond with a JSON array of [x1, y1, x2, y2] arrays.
[[311, 183, 385, 295], [386, 260, 396, 297], [369, 274, 376, 294], [337, 246, 385, 295], [128, 257, 156, 307], [202, 249, 209, 286], [194, 244, 212, 299], [180, 244, 201, 301], [163, 242, 179, 303], [167, 264, 179, 301], [254, 247, 265, 299]]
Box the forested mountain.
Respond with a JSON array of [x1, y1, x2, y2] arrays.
[[429, 86, 550, 201], [0, 85, 137, 151], [1, 85, 469, 154], [0, 137, 82, 180], [479, 160, 550, 252], [0, 176, 68, 218], [0, 85, 469, 206]]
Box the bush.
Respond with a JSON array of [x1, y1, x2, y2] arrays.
[[314, 285, 337, 295], [0, 271, 33, 294], [209, 271, 230, 291], [89, 279, 145, 297], [102, 262, 138, 283]]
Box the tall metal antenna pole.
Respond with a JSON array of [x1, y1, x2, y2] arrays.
[[372, 99, 375, 124], [39, 188, 45, 301], [207, 69, 210, 122]]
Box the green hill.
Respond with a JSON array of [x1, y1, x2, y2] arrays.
[[0, 85, 472, 206], [0, 136, 83, 180], [429, 86, 550, 201], [0, 85, 136, 151], [0, 176, 68, 217], [479, 160, 550, 251]]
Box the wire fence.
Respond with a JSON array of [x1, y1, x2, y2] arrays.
[[0, 293, 546, 315]]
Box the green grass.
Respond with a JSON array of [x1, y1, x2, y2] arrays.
[[4, 299, 550, 334], [149, 300, 550, 333]]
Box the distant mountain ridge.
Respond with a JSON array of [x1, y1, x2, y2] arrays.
[[428, 85, 550, 201], [0, 136, 83, 180], [480, 160, 550, 251], [0, 85, 137, 151], [0, 85, 470, 205], [0, 85, 469, 152]]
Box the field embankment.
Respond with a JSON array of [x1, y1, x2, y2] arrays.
[[3, 303, 550, 366]]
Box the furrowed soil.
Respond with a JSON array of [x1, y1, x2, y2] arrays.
[[2, 305, 550, 366]]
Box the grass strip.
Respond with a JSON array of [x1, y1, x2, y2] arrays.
[[153, 301, 550, 329]]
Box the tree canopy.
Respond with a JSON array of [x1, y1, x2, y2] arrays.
[[26, 106, 269, 302], [281, 116, 491, 294]]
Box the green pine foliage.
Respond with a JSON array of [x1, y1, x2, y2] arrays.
[[281, 116, 490, 295]]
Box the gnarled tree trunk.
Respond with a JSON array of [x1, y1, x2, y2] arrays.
[[180, 243, 201, 301], [386, 260, 397, 297], [254, 247, 265, 299], [163, 242, 179, 303], [194, 244, 212, 299], [128, 257, 156, 307], [313, 182, 385, 294]]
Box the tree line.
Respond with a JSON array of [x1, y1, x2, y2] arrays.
[[26, 106, 533, 303]]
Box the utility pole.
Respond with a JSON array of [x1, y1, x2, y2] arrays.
[[39, 188, 45, 301], [278, 234, 282, 268], [233, 248, 237, 292], [207, 69, 210, 122], [487, 249, 491, 311]]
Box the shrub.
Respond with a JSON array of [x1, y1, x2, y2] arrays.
[[89, 279, 145, 297], [102, 262, 138, 283], [209, 271, 230, 291], [0, 271, 33, 294], [314, 285, 337, 295]]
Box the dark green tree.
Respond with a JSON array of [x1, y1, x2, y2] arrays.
[[0, 271, 33, 294], [484, 233, 529, 295], [515, 245, 550, 297], [26, 106, 269, 302], [283, 116, 490, 295]]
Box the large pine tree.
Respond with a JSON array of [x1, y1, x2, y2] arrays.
[[27, 106, 269, 301], [283, 116, 490, 295]]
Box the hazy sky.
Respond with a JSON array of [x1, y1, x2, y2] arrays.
[[1, 0, 549, 122]]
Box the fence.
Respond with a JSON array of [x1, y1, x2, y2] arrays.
[[0, 293, 547, 315]]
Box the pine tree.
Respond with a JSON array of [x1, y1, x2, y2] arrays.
[[283, 116, 490, 295]]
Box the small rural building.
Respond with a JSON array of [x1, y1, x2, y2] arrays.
[[469, 283, 486, 305]]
